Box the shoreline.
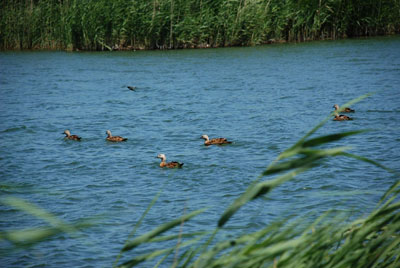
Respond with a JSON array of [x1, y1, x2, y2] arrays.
[[1, 34, 398, 53]]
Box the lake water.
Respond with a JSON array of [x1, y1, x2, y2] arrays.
[[1, 36, 400, 267]]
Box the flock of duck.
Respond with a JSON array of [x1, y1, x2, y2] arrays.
[[63, 130, 232, 169], [333, 104, 355, 120], [63, 103, 354, 168]]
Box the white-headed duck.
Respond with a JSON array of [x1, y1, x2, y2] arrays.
[[63, 130, 81, 141], [156, 154, 184, 168], [333, 104, 355, 113], [201, 135, 232, 146], [106, 130, 127, 142]]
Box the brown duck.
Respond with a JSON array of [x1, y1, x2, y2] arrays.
[[333, 104, 355, 113], [333, 114, 353, 121], [201, 135, 232, 146], [156, 154, 184, 168], [106, 130, 127, 142], [333, 105, 353, 121], [63, 130, 81, 141]]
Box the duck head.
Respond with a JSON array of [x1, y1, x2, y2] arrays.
[[157, 154, 166, 161], [63, 130, 71, 136], [201, 134, 209, 141]]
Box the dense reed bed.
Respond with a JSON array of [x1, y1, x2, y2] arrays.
[[2, 95, 399, 267], [1, 0, 399, 50]]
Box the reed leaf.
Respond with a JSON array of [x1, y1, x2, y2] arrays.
[[122, 208, 207, 252], [381, 180, 400, 204], [340, 152, 398, 175], [301, 130, 370, 148], [218, 167, 310, 228], [189, 227, 220, 268], [264, 147, 350, 176], [118, 236, 204, 268], [1, 197, 77, 234], [114, 190, 163, 267], [147, 231, 212, 243], [0, 221, 93, 247], [195, 218, 291, 267]]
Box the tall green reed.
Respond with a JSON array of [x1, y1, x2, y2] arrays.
[[1, 0, 399, 50]]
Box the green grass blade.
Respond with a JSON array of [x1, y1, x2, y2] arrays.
[[381, 180, 400, 204], [147, 231, 212, 243], [179, 247, 197, 267], [0, 220, 93, 247], [122, 208, 207, 252], [1, 197, 76, 233], [340, 152, 398, 175], [114, 190, 163, 267], [118, 236, 204, 268], [302, 130, 370, 148], [190, 228, 220, 268], [339, 152, 399, 203], [218, 167, 311, 228], [263, 146, 350, 177], [153, 249, 173, 268]]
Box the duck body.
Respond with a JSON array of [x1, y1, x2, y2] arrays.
[[332, 105, 354, 121], [106, 130, 127, 142], [157, 154, 184, 168], [201, 135, 232, 146], [107, 136, 128, 142], [333, 114, 353, 121], [343, 107, 355, 113], [160, 161, 184, 168], [63, 130, 81, 141], [127, 86, 136, 91], [333, 104, 355, 113]]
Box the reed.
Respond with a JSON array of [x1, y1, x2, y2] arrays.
[[1, 0, 399, 50]]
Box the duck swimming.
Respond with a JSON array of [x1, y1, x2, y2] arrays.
[[333, 104, 355, 113], [333, 114, 353, 121], [106, 130, 127, 142], [156, 154, 184, 168], [201, 135, 232, 146], [63, 130, 81, 141], [127, 86, 136, 91], [333, 105, 353, 121]]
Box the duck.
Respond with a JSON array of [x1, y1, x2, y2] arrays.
[[201, 135, 232, 146], [63, 130, 81, 141], [106, 130, 127, 142], [156, 154, 184, 168], [127, 86, 136, 91], [333, 105, 353, 121], [333, 104, 355, 113], [333, 114, 353, 121]]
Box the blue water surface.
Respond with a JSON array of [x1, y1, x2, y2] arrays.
[[1, 36, 400, 267]]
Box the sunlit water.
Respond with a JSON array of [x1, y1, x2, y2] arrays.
[[1, 36, 400, 267]]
